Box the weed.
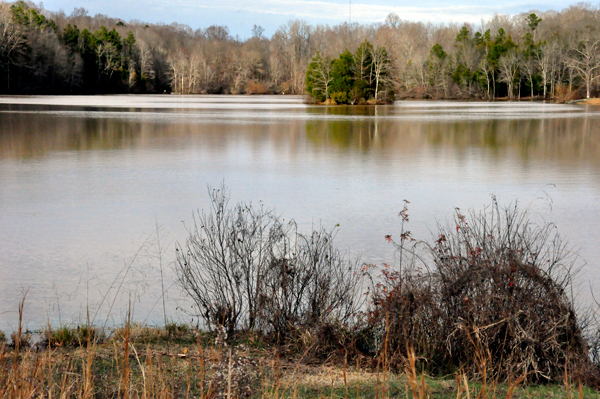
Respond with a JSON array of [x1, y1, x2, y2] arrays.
[[44, 324, 104, 347]]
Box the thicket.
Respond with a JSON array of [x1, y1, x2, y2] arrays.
[[175, 185, 363, 343], [175, 189, 599, 384], [2, 1, 600, 98], [367, 200, 593, 383]]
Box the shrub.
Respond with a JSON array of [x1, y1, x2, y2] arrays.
[[245, 80, 269, 94], [257, 227, 361, 341], [175, 185, 362, 341], [330, 91, 348, 104], [109, 323, 193, 345], [9, 331, 31, 349], [45, 326, 76, 347], [165, 322, 189, 337], [555, 84, 579, 103], [371, 199, 590, 382], [45, 325, 103, 347]]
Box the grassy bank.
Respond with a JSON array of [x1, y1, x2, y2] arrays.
[[1, 323, 598, 399]]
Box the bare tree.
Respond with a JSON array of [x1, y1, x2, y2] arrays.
[[536, 41, 559, 98], [520, 50, 537, 99], [567, 32, 600, 98], [271, 20, 312, 94], [168, 50, 208, 94], [0, 3, 23, 90], [137, 39, 155, 87], [499, 50, 519, 99], [306, 51, 333, 100], [370, 45, 392, 101], [478, 57, 493, 98], [96, 42, 120, 81]]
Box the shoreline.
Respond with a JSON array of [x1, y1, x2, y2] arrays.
[[0, 92, 594, 106]]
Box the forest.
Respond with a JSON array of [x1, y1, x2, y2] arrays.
[[1, 0, 600, 99]]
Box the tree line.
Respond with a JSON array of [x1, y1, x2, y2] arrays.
[[1, 0, 600, 99]]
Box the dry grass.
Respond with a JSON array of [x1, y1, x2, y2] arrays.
[[578, 98, 600, 105], [0, 324, 599, 399]]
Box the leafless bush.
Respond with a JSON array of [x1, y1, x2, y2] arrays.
[[175, 185, 362, 341], [245, 80, 269, 94], [372, 199, 590, 382], [176, 185, 287, 334], [257, 227, 361, 341]]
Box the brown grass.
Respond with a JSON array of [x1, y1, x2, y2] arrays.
[[0, 323, 598, 399], [577, 98, 600, 105]]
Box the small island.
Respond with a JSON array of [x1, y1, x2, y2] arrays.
[[305, 41, 395, 105]]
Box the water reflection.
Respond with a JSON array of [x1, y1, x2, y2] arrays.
[[305, 106, 600, 166], [2, 103, 599, 167]]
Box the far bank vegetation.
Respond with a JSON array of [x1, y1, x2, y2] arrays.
[[1, 1, 600, 100]]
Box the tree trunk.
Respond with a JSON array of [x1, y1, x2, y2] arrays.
[[530, 76, 534, 99]]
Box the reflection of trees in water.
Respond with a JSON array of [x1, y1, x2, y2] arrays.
[[0, 108, 308, 158], [305, 105, 392, 151], [304, 106, 600, 165], [2, 104, 600, 167], [306, 119, 384, 150], [0, 111, 141, 157], [421, 117, 600, 162]]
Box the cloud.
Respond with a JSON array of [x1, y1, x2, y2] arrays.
[[174, 0, 553, 25], [43, 0, 581, 36]]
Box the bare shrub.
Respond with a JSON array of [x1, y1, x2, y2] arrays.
[[245, 80, 269, 94], [554, 84, 579, 103], [8, 331, 31, 349], [175, 185, 362, 341], [372, 199, 590, 382], [175, 185, 287, 334], [257, 227, 361, 341]]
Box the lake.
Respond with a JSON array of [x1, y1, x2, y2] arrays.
[[1, 95, 599, 331]]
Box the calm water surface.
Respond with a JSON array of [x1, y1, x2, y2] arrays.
[[1, 95, 599, 331]]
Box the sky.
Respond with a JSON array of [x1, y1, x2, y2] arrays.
[[41, 0, 582, 38]]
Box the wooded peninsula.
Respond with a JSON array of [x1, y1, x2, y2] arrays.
[[1, 1, 600, 101]]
